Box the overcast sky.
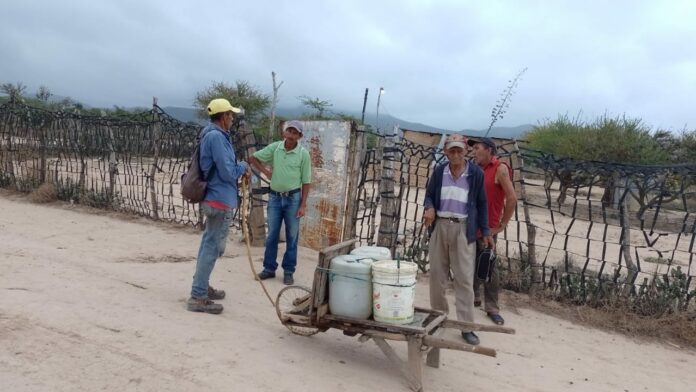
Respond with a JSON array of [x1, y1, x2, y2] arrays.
[[2, 0, 695, 131]]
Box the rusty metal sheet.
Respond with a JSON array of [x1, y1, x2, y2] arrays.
[[297, 121, 352, 251]]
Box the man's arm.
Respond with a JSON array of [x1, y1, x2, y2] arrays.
[[493, 163, 517, 235], [209, 133, 248, 182], [297, 183, 311, 218], [296, 147, 312, 218], [422, 168, 437, 227], [248, 155, 272, 179], [249, 142, 276, 180], [475, 169, 494, 248]]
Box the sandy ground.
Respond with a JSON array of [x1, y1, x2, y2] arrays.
[[1, 192, 694, 392]]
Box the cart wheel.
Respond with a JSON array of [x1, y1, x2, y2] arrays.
[[275, 285, 320, 336]]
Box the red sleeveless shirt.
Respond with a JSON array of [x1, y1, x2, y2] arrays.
[[483, 157, 512, 229]]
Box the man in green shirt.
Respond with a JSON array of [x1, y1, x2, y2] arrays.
[[249, 120, 312, 285]]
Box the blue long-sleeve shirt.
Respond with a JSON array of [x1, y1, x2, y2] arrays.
[[199, 123, 248, 209]]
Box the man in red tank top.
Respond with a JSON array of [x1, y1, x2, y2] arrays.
[[468, 137, 517, 325]]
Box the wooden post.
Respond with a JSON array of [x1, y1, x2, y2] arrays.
[[239, 124, 266, 246], [107, 124, 117, 200], [268, 71, 283, 142], [377, 126, 398, 250], [512, 140, 539, 292], [149, 97, 160, 220], [368, 136, 384, 245], [342, 123, 366, 241], [619, 192, 638, 296], [407, 336, 424, 391], [38, 117, 47, 184], [1, 107, 17, 185], [373, 337, 423, 392]]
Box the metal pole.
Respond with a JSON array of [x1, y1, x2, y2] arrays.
[[361, 88, 369, 124], [376, 87, 384, 133]]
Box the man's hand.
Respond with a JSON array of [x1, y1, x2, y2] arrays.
[[490, 225, 506, 236], [264, 167, 273, 180], [423, 208, 435, 227], [296, 204, 306, 218], [243, 165, 252, 179], [483, 235, 495, 250]]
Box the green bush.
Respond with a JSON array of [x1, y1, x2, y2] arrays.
[[525, 115, 670, 164]]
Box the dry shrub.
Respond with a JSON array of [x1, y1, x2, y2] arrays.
[[505, 291, 696, 349], [29, 183, 57, 203]]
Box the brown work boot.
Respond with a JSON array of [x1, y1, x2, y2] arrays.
[[207, 286, 225, 300], [187, 297, 223, 314]]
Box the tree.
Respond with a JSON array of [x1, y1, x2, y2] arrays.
[[193, 80, 270, 122], [298, 95, 332, 118], [525, 114, 672, 206], [1, 82, 27, 101], [35, 85, 52, 102], [268, 72, 283, 141]]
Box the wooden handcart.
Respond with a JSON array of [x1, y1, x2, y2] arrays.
[[275, 239, 515, 392]]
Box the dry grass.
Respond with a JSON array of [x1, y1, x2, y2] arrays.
[[29, 183, 57, 203], [504, 290, 696, 349]]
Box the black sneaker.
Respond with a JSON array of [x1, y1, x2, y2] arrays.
[[187, 297, 223, 314], [462, 331, 480, 346], [257, 270, 276, 280], [208, 286, 225, 300], [283, 274, 294, 285]]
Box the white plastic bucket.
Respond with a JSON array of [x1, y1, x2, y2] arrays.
[[329, 255, 373, 319], [372, 260, 418, 324], [350, 246, 391, 261]]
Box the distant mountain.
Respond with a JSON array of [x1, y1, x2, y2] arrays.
[[462, 124, 534, 139], [161, 106, 202, 123], [159, 105, 533, 139]]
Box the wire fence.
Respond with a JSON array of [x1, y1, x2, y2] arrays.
[[353, 131, 696, 312], [0, 99, 238, 227], [2, 100, 694, 312]]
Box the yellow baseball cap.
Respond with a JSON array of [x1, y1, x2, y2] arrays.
[[207, 98, 241, 116]]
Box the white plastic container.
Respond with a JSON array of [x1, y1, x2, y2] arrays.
[[372, 260, 418, 324], [329, 255, 374, 319], [350, 246, 391, 261]]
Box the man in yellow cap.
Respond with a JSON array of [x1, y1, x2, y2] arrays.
[[188, 98, 250, 314]]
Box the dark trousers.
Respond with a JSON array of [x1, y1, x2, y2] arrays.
[[474, 236, 500, 314]]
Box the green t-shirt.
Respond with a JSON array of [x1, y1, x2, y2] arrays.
[[253, 140, 312, 192]]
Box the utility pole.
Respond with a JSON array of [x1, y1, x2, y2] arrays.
[[376, 87, 384, 133], [361, 88, 369, 124]]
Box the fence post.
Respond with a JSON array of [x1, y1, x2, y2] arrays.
[[619, 178, 638, 296], [39, 117, 47, 184], [377, 127, 398, 250], [367, 137, 384, 245], [107, 123, 117, 200], [342, 123, 366, 241], [149, 98, 160, 220], [512, 140, 539, 293], [239, 121, 266, 246]]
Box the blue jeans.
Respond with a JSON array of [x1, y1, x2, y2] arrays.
[[263, 192, 301, 275], [191, 203, 234, 298]]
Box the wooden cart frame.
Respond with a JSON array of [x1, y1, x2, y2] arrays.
[[275, 239, 515, 392]]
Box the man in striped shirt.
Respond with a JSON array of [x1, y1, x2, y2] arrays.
[[423, 134, 493, 346]]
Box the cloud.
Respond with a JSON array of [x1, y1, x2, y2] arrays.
[[1, 0, 695, 131]]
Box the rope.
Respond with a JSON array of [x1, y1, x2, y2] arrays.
[[240, 175, 275, 307], [315, 266, 416, 288]]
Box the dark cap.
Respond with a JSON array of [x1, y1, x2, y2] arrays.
[[467, 137, 496, 152]]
